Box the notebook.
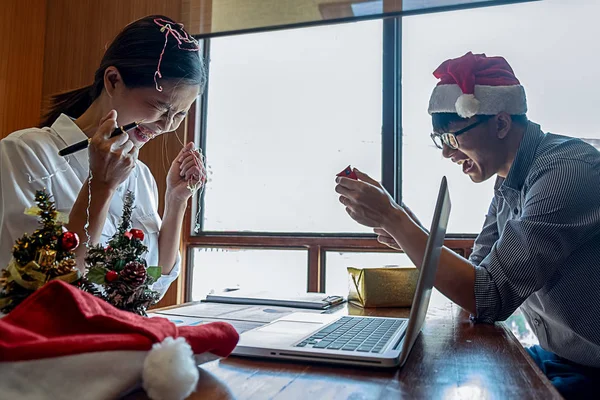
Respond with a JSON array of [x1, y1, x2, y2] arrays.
[[204, 290, 345, 310]]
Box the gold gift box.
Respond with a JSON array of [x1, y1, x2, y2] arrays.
[[347, 265, 419, 308]]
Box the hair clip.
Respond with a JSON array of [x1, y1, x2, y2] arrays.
[[153, 18, 200, 92]]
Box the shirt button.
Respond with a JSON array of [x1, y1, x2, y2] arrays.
[[534, 319, 540, 326], [513, 208, 519, 214]]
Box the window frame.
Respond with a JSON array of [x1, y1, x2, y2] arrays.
[[182, 17, 476, 301]]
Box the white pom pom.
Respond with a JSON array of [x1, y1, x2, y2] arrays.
[[455, 93, 480, 118], [142, 337, 199, 400]]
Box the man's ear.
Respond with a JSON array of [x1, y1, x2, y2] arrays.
[[496, 112, 512, 140], [103, 66, 124, 98]]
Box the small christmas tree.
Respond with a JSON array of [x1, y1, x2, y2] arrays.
[[85, 190, 161, 316], [0, 190, 97, 313]]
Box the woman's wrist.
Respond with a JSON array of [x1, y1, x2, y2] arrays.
[[165, 184, 193, 203], [164, 193, 187, 217], [89, 177, 118, 197]]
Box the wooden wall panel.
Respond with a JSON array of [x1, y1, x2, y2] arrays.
[[181, 0, 212, 36], [43, 0, 188, 307], [0, 0, 47, 138]]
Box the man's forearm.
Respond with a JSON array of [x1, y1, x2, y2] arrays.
[[383, 209, 477, 314]]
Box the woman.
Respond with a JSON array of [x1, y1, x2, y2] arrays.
[[0, 15, 205, 299]]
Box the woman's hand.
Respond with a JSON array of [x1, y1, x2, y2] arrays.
[[160, 143, 204, 276], [68, 110, 136, 270], [88, 110, 138, 190], [166, 142, 206, 203]]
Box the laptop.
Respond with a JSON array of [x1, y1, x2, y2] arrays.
[[231, 177, 451, 368]]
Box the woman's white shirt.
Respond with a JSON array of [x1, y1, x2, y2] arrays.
[[0, 114, 179, 298]]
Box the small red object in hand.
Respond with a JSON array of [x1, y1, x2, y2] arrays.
[[337, 165, 358, 180]]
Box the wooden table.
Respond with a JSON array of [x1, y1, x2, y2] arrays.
[[137, 291, 561, 400]]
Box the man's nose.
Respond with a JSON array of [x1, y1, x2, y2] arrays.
[[441, 144, 455, 159]]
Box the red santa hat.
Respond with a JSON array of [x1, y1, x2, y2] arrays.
[[0, 280, 239, 400], [428, 52, 527, 118]]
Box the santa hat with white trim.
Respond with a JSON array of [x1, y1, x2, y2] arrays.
[[428, 51, 527, 118], [0, 280, 239, 400]]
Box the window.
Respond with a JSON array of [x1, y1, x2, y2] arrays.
[[190, 248, 307, 300], [187, 20, 398, 300], [202, 20, 383, 234], [402, 0, 600, 233]]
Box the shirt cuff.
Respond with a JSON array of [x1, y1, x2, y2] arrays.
[[471, 265, 500, 324], [150, 253, 181, 300]]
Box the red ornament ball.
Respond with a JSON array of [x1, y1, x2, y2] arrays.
[[60, 231, 80, 251], [124, 231, 133, 240], [106, 270, 119, 282], [129, 229, 144, 241]]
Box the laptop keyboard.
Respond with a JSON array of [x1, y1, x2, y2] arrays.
[[295, 316, 406, 353]]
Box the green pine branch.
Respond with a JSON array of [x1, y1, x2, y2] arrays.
[[12, 190, 75, 265], [34, 190, 58, 230], [118, 191, 135, 234]]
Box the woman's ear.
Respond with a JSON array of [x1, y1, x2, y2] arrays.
[[496, 112, 512, 140], [103, 66, 124, 99]]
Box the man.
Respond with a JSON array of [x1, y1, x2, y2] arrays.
[[335, 52, 600, 398]]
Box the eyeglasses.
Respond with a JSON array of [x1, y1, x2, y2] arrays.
[[430, 115, 492, 150]]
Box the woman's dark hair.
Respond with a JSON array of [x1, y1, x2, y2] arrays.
[[41, 15, 205, 127], [432, 113, 528, 132]]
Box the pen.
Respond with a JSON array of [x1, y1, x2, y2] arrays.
[[58, 121, 142, 157]]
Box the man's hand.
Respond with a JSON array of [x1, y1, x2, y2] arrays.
[[373, 227, 401, 250], [334, 168, 401, 228], [401, 202, 425, 230]]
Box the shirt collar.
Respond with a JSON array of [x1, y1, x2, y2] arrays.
[[502, 121, 545, 191], [50, 114, 89, 171], [494, 176, 505, 192]]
